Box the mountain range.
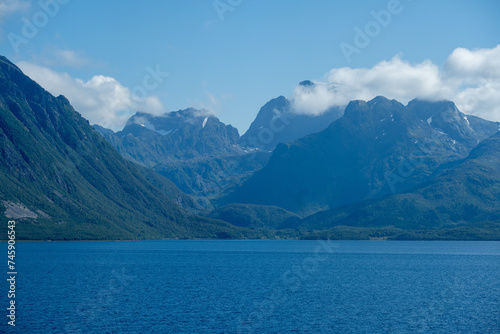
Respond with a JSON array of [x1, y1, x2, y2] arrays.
[[1, 54, 499, 240], [94, 109, 270, 199], [224, 96, 500, 216], [0, 56, 256, 240], [95, 85, 343, 198]]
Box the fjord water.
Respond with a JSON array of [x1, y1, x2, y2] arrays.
[[3, 241, 499, 333]]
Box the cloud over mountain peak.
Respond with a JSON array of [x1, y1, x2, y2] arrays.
[[290, 45, 500, 122]]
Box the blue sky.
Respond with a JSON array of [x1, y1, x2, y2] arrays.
[[1, 0, 499, 132]]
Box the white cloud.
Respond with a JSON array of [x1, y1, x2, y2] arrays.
[[17, 61, 165, 131], [290, 82, 343, 115], [290, 45, 500, 122], [445, 46, 500, 82]]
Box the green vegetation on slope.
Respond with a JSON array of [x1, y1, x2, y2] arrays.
[[297, 132, 500, 230], [0, 55, 259, 240], [209, 203, 301, 229], [300, 222, 500, 241]]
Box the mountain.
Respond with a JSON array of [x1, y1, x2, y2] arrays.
[[297, 131, 500, 230], [224, 96, 500, 215], [95, 82, 345, 198], [101, 109, 242, 165], [240, 86, 343, 151], [0, 56, 255, 240], [95, 111, 272, 197]]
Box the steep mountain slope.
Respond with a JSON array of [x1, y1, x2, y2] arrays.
[[0, 56, 254, 240], [225, 96, 500, 215], [297, 131, 500, 229], [240, 89, 343, 151]]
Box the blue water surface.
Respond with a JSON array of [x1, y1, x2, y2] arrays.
[[1, 240, 499, 333]]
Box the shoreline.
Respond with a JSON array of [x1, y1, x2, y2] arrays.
[[1, 238, 499, 242]]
